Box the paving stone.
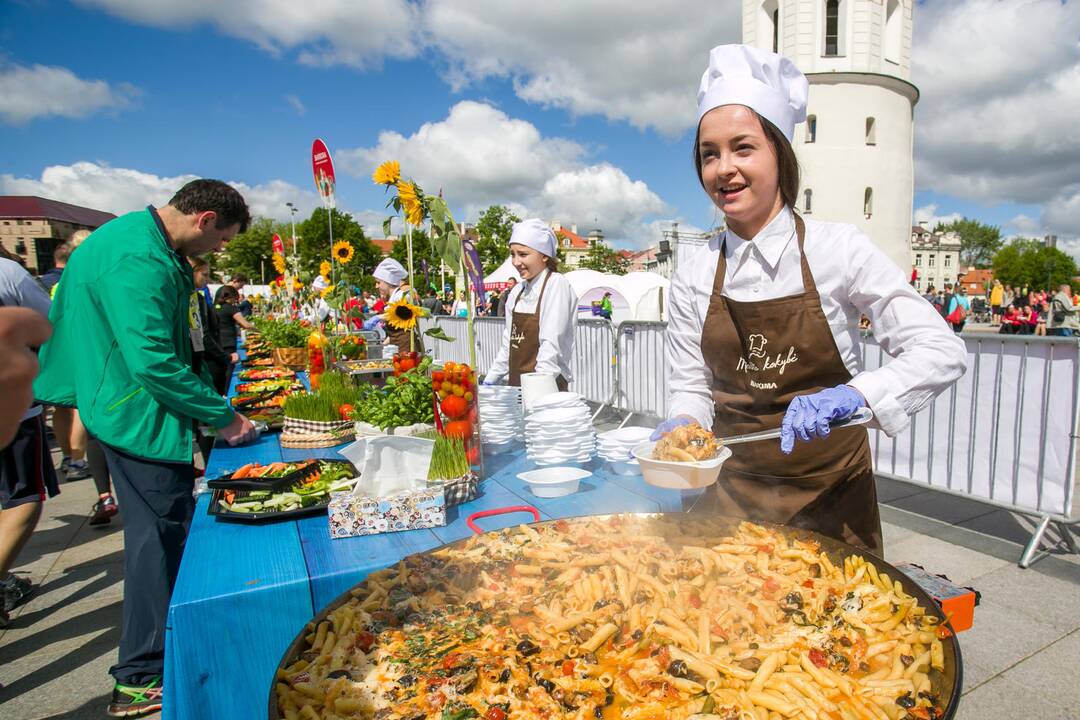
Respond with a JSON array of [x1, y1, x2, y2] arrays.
[[884, 532, 1010, 584], [887, 489, 1000, 526], [0, 595, 122, 660], [999, 629, 1080, 711], [0, 636, 117, 719], [954, 598, 1067, 681], [973, 564, 1080, 632], [955, 673, 1075, 720], [881, 519, 915, 546], [959, 658, 996, 694], [875, 476, 926, 503]]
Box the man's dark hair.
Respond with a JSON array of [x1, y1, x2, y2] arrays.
[[53, 242, 73, 265], [230, 274, 249, 285], [169, 179, 251, 234], [692, 110, 800, 211], [216, 284, 241, 304]]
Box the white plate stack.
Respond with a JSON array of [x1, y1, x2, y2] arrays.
[[478, 386, 524, 451], [597, 426, 653, 475], [525, 393, 595, 465]]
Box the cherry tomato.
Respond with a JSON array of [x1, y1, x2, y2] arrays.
[[561, 660, 574, 676], [484, 708, 506, 720], [808, 648, 829, 668]]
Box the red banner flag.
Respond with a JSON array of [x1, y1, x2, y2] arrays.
[[311, 138, 336, 209], [272, 233, 284, 255]]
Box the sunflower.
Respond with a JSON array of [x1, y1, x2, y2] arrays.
[[272, 253, 287, 275], [396, 180, 425, 227], [372, 160, 401, 186], [319, 260, 332, 277], [332, 240, 354, 264], [320, 285, 333, 298], [293, 278, 304, 292], [384, 298, 421, 332]]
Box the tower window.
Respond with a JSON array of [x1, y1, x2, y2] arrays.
[[884, 0, 902, 64], [806, 115, 817, 143], [864, 187, 874, 217], [825, 0, 840, 56], [865, 117, 876, 145], [803, 189, 813, 213]]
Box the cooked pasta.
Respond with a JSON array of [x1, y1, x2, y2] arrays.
[[276, 516, 950, 720]]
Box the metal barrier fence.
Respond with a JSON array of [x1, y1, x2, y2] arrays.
[[417, 315, 1078, 565]]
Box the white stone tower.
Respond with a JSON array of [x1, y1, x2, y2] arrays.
[[742, 0, 918, 271]]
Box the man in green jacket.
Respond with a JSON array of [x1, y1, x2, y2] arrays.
[[34, 179, 256, 717]]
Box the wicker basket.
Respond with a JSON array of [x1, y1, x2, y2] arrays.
[[280, 431, 353, 449], [272, 347, 307, 369]]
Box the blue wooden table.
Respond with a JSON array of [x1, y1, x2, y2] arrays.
[[163, 373, 696, 719]]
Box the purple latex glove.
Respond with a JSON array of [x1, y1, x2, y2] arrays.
[[650, 416, 692, 441], [361, 316, 384, 332], [780, 385, 865, 454]]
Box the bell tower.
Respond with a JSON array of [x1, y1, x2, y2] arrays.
[[742, 0, 918, 271]]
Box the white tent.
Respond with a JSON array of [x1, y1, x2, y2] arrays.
[[484, 257, 518, 288], [563, 269, 668, 324], [618, 272, 668, 322]]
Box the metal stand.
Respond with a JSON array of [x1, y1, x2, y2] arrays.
[[1019, 514, 1080, 568]]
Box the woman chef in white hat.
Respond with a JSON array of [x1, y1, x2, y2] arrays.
[[483, 219, 577, 389], [655, 45, 967, 552], [368, 257, 424, 353]]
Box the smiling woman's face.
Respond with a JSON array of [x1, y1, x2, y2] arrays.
[[509, 244, 548, 281], [698, 104, 783, 240]]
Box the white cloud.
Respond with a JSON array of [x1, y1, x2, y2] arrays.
[[75, 0, 420, 68], [0, 162, 320, 222], [422, 0, 739, 135], [0, 62, 138, 124], [912, 204, 962, 231], [1007, 214, 1044, 237], [913, 1, 1080, 210], [284, 94, 306, 116], [340, 101, 669, 242]]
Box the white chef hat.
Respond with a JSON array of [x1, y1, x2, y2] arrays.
[[697, 44, 809, 142], [373, 257, 407, 286], [508, 218, 557, 258]]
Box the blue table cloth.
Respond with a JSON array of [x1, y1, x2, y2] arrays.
[[163, 373, 695, 719]]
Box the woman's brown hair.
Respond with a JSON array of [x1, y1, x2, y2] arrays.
[[544, 255, 559, 272], [692, 109, 800, 210]]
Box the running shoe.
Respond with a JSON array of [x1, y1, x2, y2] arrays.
[[107, 677, 163, 717], [0, 574, 33, 613], [65, 458, 91, 481], [60, 456, 71, 473], [89, 496, 119, 526]]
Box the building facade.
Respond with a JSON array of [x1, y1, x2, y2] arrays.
[[551, 222, 604, 269], [910, 224, 961, 292], [742, 0, 917, 271], [0, 196, 115, 273]]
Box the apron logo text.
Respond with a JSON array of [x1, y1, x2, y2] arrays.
[[736, 345, 799, 375], [750, 380, 778, 390]]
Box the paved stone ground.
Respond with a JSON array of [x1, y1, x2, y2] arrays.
[[1, 444, 1077, 718]]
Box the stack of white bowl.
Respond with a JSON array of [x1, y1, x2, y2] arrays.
[[478, 385, 523, 450], [525, 392, 595, 465], [597, 426, 653, 475]]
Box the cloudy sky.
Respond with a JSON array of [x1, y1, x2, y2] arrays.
[[1, 0, 1077, 254]]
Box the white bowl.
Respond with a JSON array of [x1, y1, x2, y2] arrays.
[[530, 392, 585, 411], [631, 441, 732, 490], [608, 459, 641, 476], [518, 466, 591, 497], [597, 426, 654, 444]]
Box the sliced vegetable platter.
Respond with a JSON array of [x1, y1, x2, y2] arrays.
[[208, 459, 359, 522]]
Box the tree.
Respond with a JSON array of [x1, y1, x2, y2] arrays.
[[474, 205, 520, 273], [213, 216, 281, 283], [936, 218, 1003, 269], [992, 238, 1078, 291], [578, 243, 629, 275], [299, 208, 381, 291]]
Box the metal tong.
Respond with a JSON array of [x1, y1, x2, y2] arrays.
[[717, 407, 874, 446]]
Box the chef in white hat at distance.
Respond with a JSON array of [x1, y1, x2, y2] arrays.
[[483, 219, 577, 389], [368, 257, 424, 353], [654, 45, 967, 553]]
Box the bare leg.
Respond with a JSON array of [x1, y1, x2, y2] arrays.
[[0, 502, 43, 578], [51, 407, 73, 458], [68, 409, 87, 461]]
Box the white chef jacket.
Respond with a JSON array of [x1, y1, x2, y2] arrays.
[[486, 269, 577, 384], [666, 207, 967, 437]]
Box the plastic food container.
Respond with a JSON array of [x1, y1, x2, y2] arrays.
[[517, 467, 591, 497], [631, 442, 732, 490]]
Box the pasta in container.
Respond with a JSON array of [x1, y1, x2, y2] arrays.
[[271, 514, 960, 720]]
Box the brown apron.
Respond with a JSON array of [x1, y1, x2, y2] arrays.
[[697, 215, 881, 553], [508, 271, 569, 391], [384, 284, 425, 355]]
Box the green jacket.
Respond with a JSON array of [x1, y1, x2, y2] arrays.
[[34, 208, 235, 462]]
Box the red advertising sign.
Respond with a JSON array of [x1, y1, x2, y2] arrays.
[[272, 233, 284, 255], [311, 138, 337, 209]]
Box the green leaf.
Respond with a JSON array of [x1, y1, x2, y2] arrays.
[[383, 217, 393, 239], [424, 327, 455, 342]]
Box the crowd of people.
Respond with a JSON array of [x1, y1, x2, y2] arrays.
[[919, 279, 1079, 336]]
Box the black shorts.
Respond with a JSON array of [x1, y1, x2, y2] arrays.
[[1, 413, 60, 509]]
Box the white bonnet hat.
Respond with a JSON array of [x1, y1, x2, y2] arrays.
[[508, 218, 557, 258], [697, 44, 809, 142], [373, 257, 407, 286]]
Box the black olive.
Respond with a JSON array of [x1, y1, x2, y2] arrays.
[[748, 642, 759, 649], [533, 673, 555, 693], [896, 692, 916, 709], [398, 674, 415, 687], [809, 563, 822, 577], [858, 661, 871, 673], [631, 629, 643, 641], [300, 650, 319, 662], [900, 654, 914, 667], [633, 590, 649, 604], [593, 598, 612, 610], [780, 591, 804, 612], [605, 689, 615, 706], [498, 668, 511, 683], [581, 652, 598, 665], [838, 636, 852, 647], [667, 659, 689, 678], [739, 657, 762, 672], [467, 601, 482, 611], [594, 707, 604, 719], [326, 669, 351, 680], [516, 638, 540, 656]]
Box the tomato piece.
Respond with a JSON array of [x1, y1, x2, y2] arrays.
[[561, 660, 574, 676], [441, 652, 461, 669], [554, 520, 570, 533], [802, 579, 815, 588], [762, 577, 781, 598], [485, 709, 507, 720], [355, 630, 375, 652], [808, 648, 829, 668], [936, 624, 954, 638], [688, 593, 702, 609]]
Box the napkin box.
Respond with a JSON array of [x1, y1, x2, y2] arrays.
[[328, 486, 446, 538]]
